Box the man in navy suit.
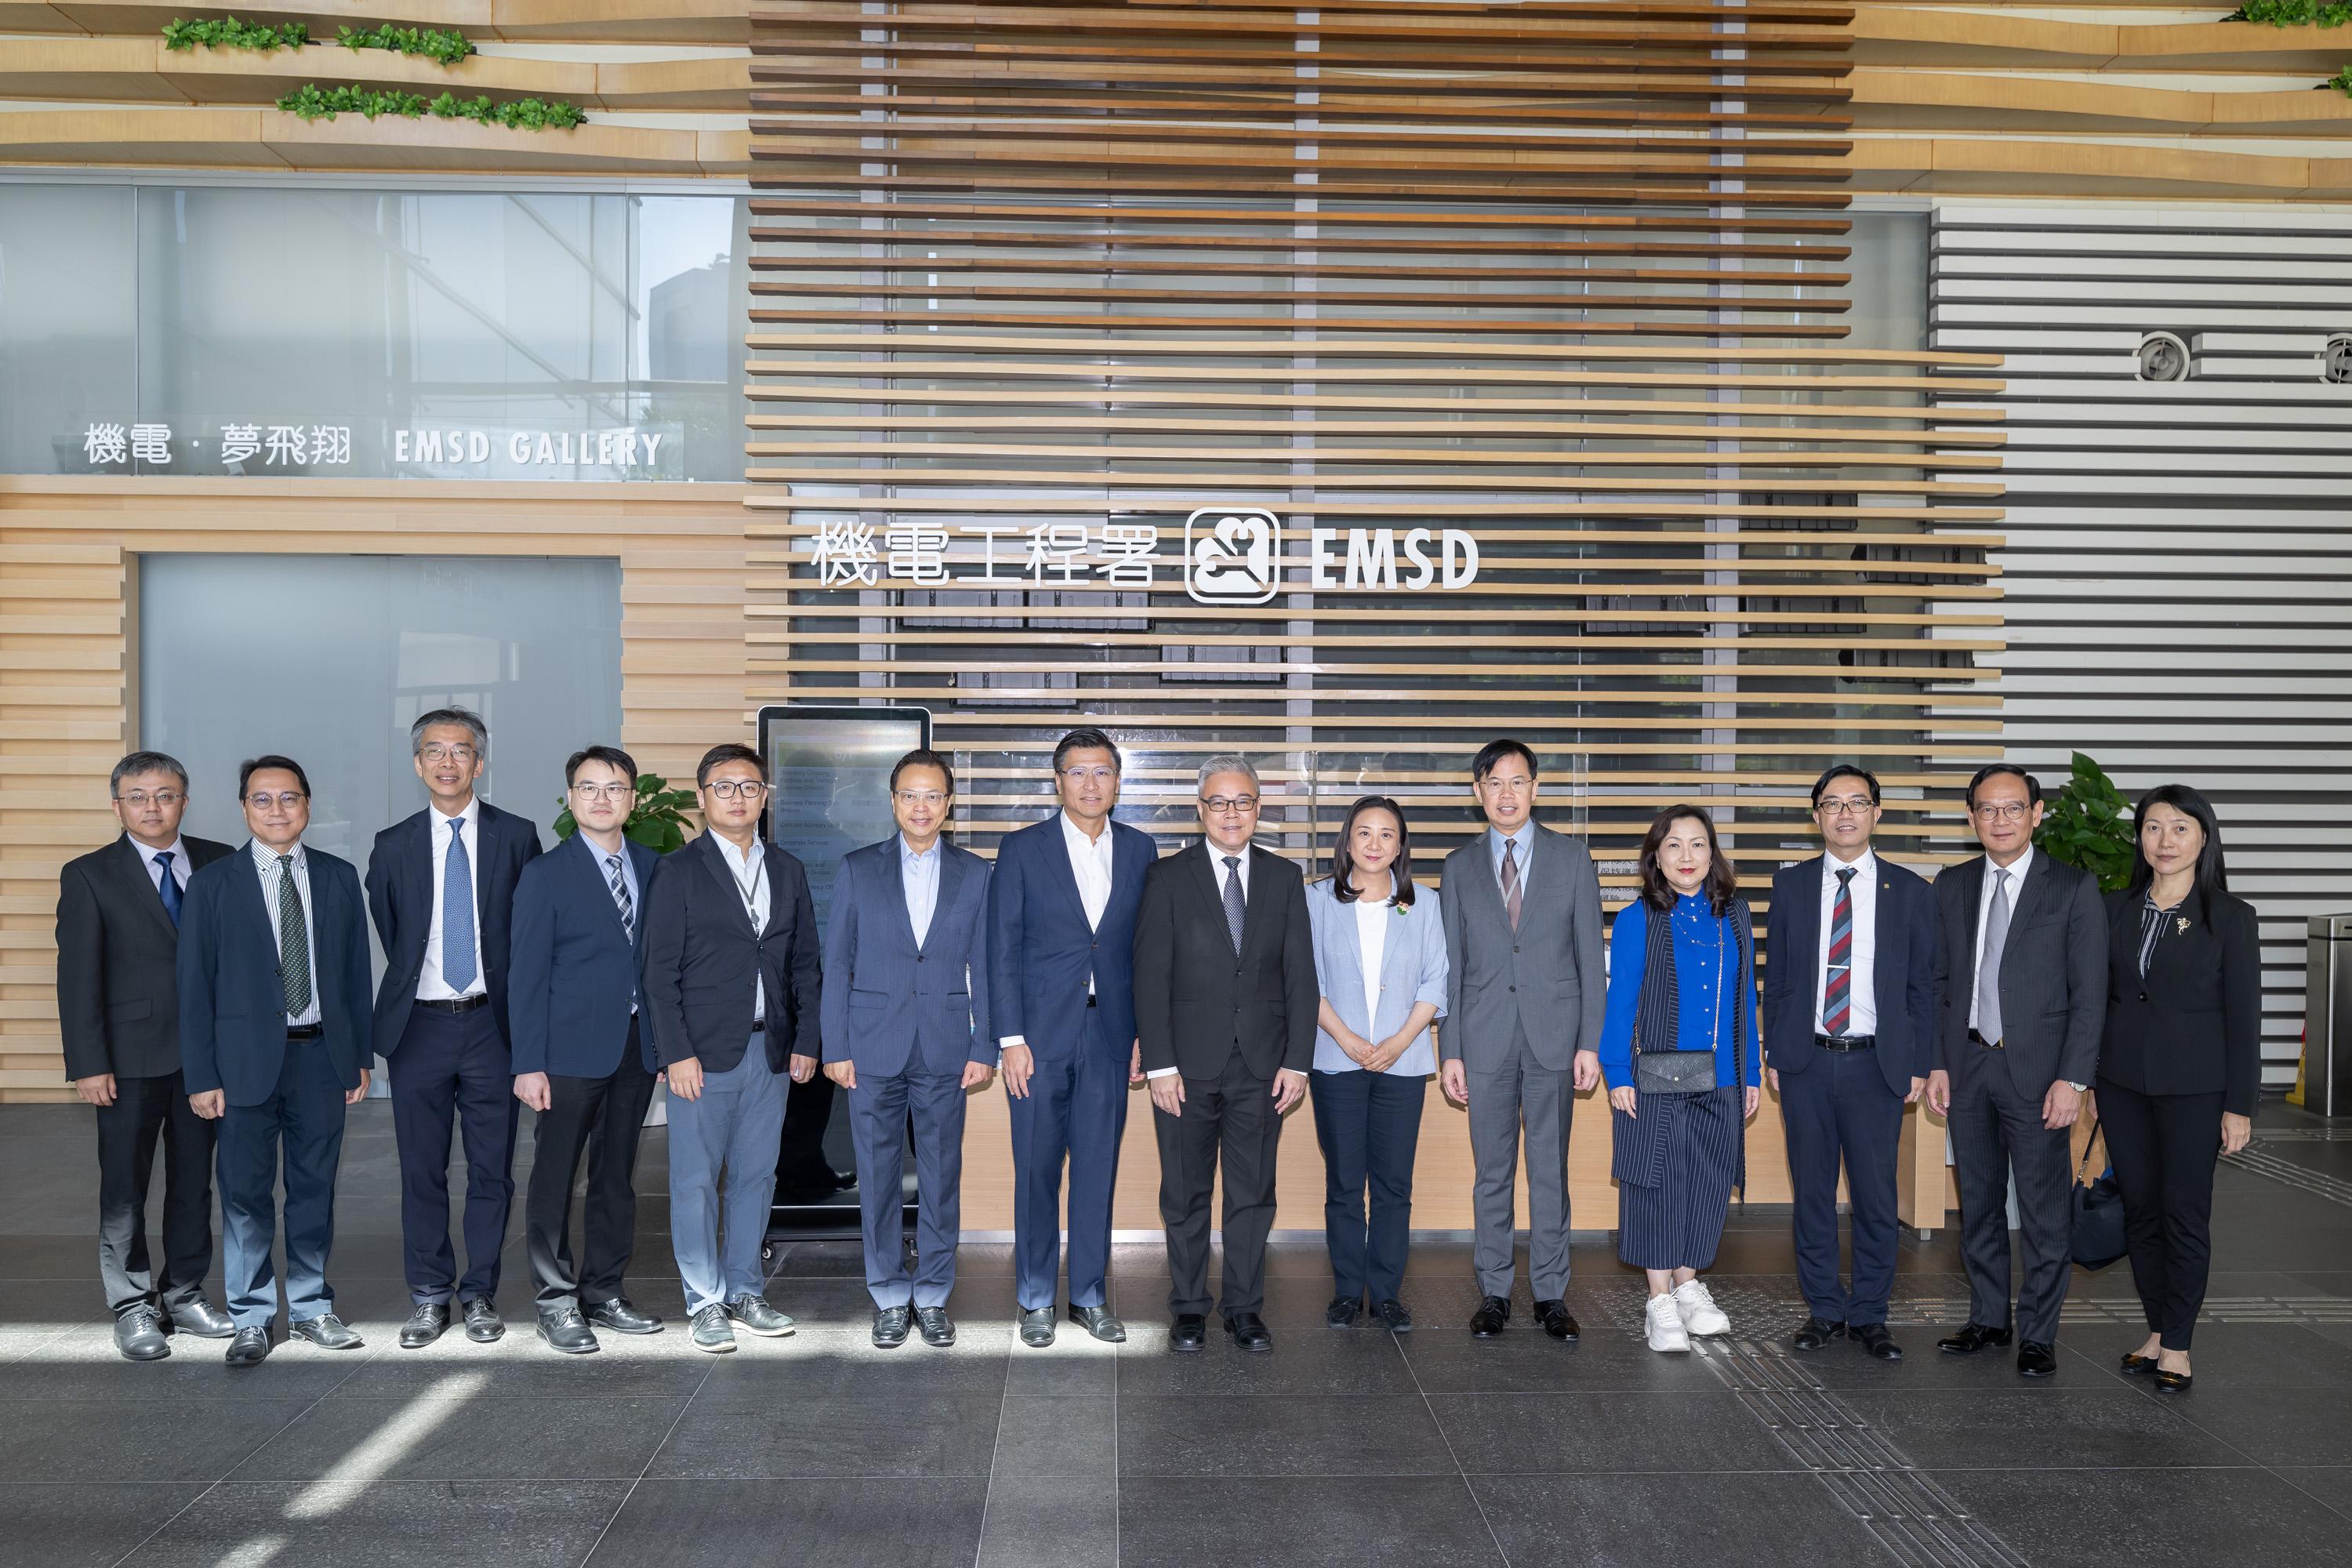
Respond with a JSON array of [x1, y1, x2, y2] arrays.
[[365, 707, 543, 1349], [509, 746, 665, 1355], [641, 742, 822, 1354], [1763, 764, 1937, 1363], [180, 756, 373, 1367], [821, 748, 996, 1348], [988, 727, 1156, 1348]]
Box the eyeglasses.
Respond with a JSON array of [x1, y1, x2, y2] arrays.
[[895, 789, 948, 808], [1200, 795, 1259, 815], [114, 791, 184, 809], [419, 744, 477, 765], [1060, 766, 1117, 785], [570, 782, 633, 803], [245, 792, 307, 811], [1973, 801, 2031, 822], [702, 779, 768, 801], [1815, 797, 1876, 816]]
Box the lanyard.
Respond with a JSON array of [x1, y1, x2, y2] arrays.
[[725, 843, 767, 931]]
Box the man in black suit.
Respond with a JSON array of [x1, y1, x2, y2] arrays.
[[641, 742, 822, 1354], [365, 707, 543, 1349], [56, 751, 237, 1360], [1926, 763, 2108, 1378], [1762, 764, 1937, 1363], [1134, 754, 1317, 1354]]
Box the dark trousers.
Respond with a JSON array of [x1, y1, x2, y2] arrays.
[[2097, 1077, 2223, 1352], [388, 1004, 518, 1306], [1308, 1067, 1424, 1304], [848, 1065, 969, 1308], [217, 1040, 348, 1330], [1947, 1045, 2074, 1343], [1007, 1007, 1128, 1311], [96, 1070, 216, 1316], [525, 1033, 658, 1313], [1155, 1049, 1283, 1317], [1780, 1051, 1905, 1326]]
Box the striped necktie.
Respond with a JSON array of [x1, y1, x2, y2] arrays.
[[276, 853, 312, 1018], [606, 852, 634, 940], [1823, 866, 1855, 1036]]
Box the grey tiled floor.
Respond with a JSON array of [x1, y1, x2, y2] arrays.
[[5, 1101, 2352, 1566]]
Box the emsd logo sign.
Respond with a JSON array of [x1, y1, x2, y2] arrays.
[[1185, 508, 1281, 605]]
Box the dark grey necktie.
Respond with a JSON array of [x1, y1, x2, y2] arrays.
[[1221, 854, 1246, 953], [1976, 869, 2011, 1043]]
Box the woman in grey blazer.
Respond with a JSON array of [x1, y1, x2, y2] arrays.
[[1305, 796, 1449, 1332]]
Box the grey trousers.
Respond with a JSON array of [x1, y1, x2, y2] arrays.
[[667, 1041, 787, 1316], [1466, 1023, 1577, 1300]]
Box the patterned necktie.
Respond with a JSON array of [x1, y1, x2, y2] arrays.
[[1976, 869, 2012, 1043], [1500, 837, 1523, 932], [154, 851, 181, 928], [277, 853, 313, 1018], [442, 818, 478, 992], [1221, 854, 1247, 953], [606, 852, 635, 941], [1823, 866, 1856, 1036]]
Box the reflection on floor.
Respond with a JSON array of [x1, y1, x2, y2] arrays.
[[4, 1101, 2351, 1567]]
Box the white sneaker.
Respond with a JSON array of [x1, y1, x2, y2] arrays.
[[1673, 1279, 1731, 1337], [1646, 1293, 1692, 1353]]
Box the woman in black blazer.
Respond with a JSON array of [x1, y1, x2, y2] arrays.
[[2096, 784, 2259, 1395]]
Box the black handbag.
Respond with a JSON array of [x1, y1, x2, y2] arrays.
[[1635, 1048, 1717, 1097], [2069, 1119, 2128, 1271]]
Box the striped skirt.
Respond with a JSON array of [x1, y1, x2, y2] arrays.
[[1612, 1085, 1742, 1271]]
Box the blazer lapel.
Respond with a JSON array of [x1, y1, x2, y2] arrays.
[[1187, 840, 1229, 938], [111, 836, 180, 944], [760, 844, 796, 938], [882, 841, 921, 953], [472, 808, 500, 932], [926, 844, 967, 956], [230, 842, 278, 979], [695, 833, 754, 933], [1039, 816, 1091, 930], [571, 833, 628, 942]]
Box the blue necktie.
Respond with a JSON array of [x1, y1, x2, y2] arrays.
[[154, 851, 181, 927], [442, 818, 478, 993]]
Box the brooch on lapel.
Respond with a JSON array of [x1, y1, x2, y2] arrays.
[[2176, 916, 2191, 935]]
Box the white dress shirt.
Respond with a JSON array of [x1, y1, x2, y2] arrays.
[[999, 811, 1118, 1052], [1146, 842, 1254, 1080], [417, 797, 487, 1001], [719, 834, 771, 1023], [249, 839, 322, 1028], [1967, 845, 2033, 1033], [132, 834, 191, 896], [1356, 894, 1390, 1039], [901, 834, 940, 949], [1813, 847, 1878, 1036]]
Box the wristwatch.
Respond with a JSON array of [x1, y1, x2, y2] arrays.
[[2066, 1080, 2088, 1092]]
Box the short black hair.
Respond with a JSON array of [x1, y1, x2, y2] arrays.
[[1470, 738, 1537, 782], [111, 750, 188, 794], [238, 754, 310, 798], [890, 747, 956, 795], [1052, 727, 1121, 775], [565, 745, 638, 789], [696, 742, 766, 789], [1811, 764, 1881, 808], [410, 706, 488, 756], [1965, 763, 2041, 810]]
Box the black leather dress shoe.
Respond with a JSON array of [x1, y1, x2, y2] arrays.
[[1225, 1312, 1273, 1352], [400, 1302, 449, 1349], [1069, 1304, 1127, 1343], [1018, 1306, 1057, 1348], [2153, 1367, 2193, 1395], [1327, 1296, 1363, 1329], [1374, 1298, 1414, 1333], [1793, 1316, 1846, 1352], [1469, 1296, 1511, 1338], [537, 1308, 599, 1355], [289, 1313, 363, 1350], [586, 1298, 663, 1335], [2119, 1349, 2158, 1376], [169, 1296, 236, 1338], [1169, 1312, 1208, 1352], [2016, 1340, 2058, 1378], [114, 1305, 170, 1362], [1853, 1323, 1903, 1363], [1937, 1322, 2013, 1356], [916, 1306, 956, 1347], [1534, 1299, 1580, 1342], [462, 1298, 505, 1344], [873, 1305, 913, 1348], [225, 1325, 270, 1367]]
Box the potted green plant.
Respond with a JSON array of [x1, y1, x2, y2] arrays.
[[2031, 752, 2139, 891], [554, 771, 696, 853]]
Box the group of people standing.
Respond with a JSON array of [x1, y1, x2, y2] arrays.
[[58, 722, 2259, 1388]]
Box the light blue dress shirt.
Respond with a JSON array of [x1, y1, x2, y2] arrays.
[[1488, 822, 1535, 898], [900, 834, 940, 949]]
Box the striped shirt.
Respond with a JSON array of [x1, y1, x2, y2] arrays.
[[249, 839, 323, 1027], [2139, 895, 2182, 978]]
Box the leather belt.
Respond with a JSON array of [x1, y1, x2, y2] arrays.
[[1814, 1033, 1876, 1052], [1087, 995, 1098, 1007], [285, 1024, 324, 1041], [416, 994, 491, 1014], [749, 1018, 766, 1033], [1969, 1028, 2003, 1050]]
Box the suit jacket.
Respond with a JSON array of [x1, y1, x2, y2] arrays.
[[1132, 841, 1318, 1081], [177, 844, 372, 1106], [1762, 852, 1938, 1095], [56, 833, 234, 1080], [2098, 886, 2262, 1116], [507, 830, 660, 1080], [1437, 822, 1606, 1071], [640, 831, 821, 1075], [985, 812, 1156, 1059], [820, 836, 994, 1077], [364, 799, 543, 1055], [1932, 851, 2108, 1095], [1304, 878, 1449, 1075]]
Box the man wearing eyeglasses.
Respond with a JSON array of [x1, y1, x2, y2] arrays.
[[1926, 763, 2107, 1379], [641, 742, 821, 1352], [180, 757, 373, 1367], [1762, 764, 1936, 1363], [987, 726, 1157, 1348], [821, 748, 995, 1348], [363, 707, 543, 1350], [56, 751, 236, 1359]]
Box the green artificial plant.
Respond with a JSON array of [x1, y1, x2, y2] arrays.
[[2031, 751, 2140, 892], [554, 772, 697, 854]]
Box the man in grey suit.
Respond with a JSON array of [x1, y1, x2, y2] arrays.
[[1926, 763, 2107, 1379], [1438, 739, 1606, 1341]]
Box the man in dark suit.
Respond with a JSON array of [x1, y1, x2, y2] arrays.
[[1763, 763, 1937, 1363], [364, 706, 543, 1349], [56, 751, 237, 1359], [641, 742, 821, 1353], [821, 748, 995, 1349], [180, 755, 373, 1367], [509, 745, 665, 1355], [1134, 754, 1318, 1354], [987, 726, 1156, 1348], [1926, 763, 2108, 1378]]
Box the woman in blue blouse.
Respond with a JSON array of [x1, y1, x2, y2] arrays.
[[1305, 796, 1448, 1333], [1599, 805, 1762, 1353]]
